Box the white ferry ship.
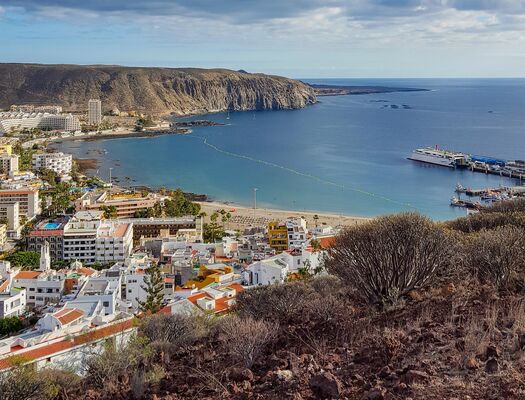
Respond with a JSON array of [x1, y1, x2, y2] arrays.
[[408, 147, 468, 168]]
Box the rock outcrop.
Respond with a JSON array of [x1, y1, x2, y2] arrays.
[[0, 63, 316, 116]]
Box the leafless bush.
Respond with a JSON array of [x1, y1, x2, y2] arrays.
[[140, 313, 206, 364], [484, 198, 525, 214], [235, 281, 317, 324], [446, 211, 525, 233], [464, 226, 525, 288], [219, 316, 277, 368], [325, 213, 454, 306], [309, 275, 343, 296]]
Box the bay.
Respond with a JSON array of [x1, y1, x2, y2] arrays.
[[55, 78, 525, 220]]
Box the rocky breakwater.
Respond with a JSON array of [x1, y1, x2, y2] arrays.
[[0, 64, 316, 116]]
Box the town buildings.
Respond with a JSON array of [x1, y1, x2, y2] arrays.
[[0, 151, 19, 176], [268, 221, 288, 251], [10, 105, 63, 114], [242, 257, 289, 286], [62, 211, 133, 264], [0, 261, 26, 318], [0, 202, 21, 238], [0, 188, 40, 219], [0, 111, 80, 134], [32, 152, 73, 175], [27, 218, 69, 259], [75, 191, 159, 219], [0, 224, 6, 250], [88, 99, 102, 125]]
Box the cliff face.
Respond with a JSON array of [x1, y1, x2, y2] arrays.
[[0, 64, 316, 115]]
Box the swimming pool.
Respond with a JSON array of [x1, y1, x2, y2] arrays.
[[43, 223, 61, 230]]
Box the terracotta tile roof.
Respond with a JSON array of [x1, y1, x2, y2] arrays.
[[187, 282, 244, 314], [54, 308, 84, 326], [14, 271, 42, 280], [28, 229, 64, 237], [0, 280, 10, 293], [319, 236, 336, 249], [77, 267, 96, 276], [0, 318, 134, 370]]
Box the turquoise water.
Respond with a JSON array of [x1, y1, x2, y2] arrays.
[[43, 223, 61, 229], [56, 78, 525, 220]]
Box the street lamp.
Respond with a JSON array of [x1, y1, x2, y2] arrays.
[[253, 188, 258, 221]]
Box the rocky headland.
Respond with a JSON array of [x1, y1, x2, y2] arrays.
[[0, 64, 316, 116]]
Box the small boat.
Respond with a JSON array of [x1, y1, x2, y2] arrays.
[[450, 197, 482, 209]]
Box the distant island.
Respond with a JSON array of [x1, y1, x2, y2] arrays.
[[310, 84, 429, 96]]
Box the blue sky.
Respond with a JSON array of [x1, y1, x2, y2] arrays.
[[1, 0, 524, 78]]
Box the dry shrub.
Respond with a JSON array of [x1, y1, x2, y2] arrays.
[[465, 226, 525, 288], [461, 314, 489, 362], [484, 198, 525, 214], [0, 362, 52, 400], [326, 212, 454, 306], [235, 281, 316, 324], [139, 313, 207, 364], [446, 211, 525, 234], [84, 335, 157, 391], [219, 315, 277, 368]]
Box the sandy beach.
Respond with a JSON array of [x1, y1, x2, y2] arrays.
[[197, 200, 370, 230]]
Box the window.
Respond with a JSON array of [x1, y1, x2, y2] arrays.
[[103, 301, 109, 307]]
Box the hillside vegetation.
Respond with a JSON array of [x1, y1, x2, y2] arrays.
[[4, 201, 525, 399]]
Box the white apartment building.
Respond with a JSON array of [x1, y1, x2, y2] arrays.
[[32, 152, 73, 175], [13, 271, 65, 307], [77, 277, 121, 315], [286, 217, 309, 249], [0, 261, 26, 317], [0, 288, 27, 318], [10, 105, 63, 114], [62, 211, 133, 264], [88, 99, 102, 125], [242, 257, 289, 286], [0, 153, 19, 176], [0, 189, 40, 219], [0, 112, 81, 134]]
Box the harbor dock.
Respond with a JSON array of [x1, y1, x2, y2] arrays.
[[409, 147, 525, 181]]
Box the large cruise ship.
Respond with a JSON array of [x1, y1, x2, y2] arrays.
[[408, 147, 468, 168]]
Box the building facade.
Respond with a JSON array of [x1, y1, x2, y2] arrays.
[[62, 211, 133, 264], [0, 153, 19, 176], [88, 99, 102, 125], [32, 152, 73, 175], [0, 189, 40, 219], [268, 221, 288, 252], [0, 112, 80, 134]]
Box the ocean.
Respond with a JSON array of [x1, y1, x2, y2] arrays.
[[55, 78, 525, 220]]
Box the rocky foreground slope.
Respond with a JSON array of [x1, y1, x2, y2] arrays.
[[0, 64, 316, 116]]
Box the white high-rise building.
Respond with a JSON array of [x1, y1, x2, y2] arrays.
[[88, 99, 102, 125]]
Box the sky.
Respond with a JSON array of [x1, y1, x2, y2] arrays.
[[1, 0, 525, 78]]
